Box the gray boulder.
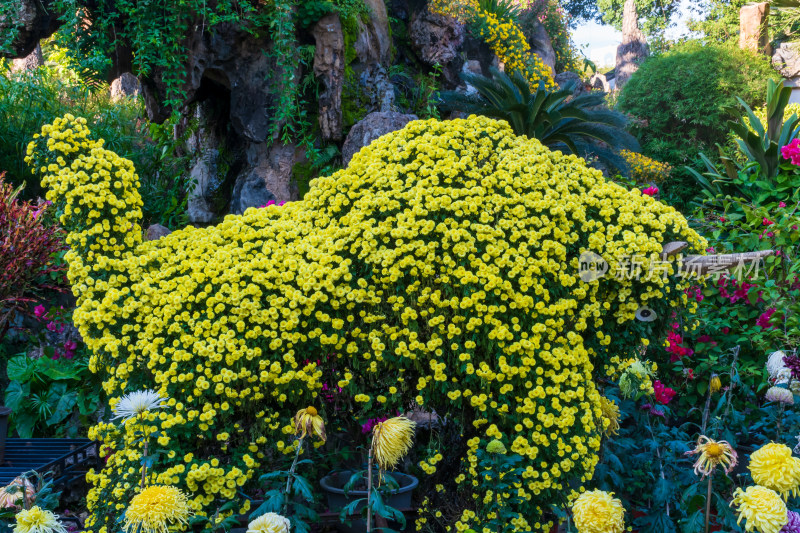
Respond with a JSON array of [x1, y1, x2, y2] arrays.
[[110, 72, 142, 101], [773, 42, 800, 79]]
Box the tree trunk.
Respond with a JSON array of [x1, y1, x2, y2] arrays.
[[615, 0, 649, 90]]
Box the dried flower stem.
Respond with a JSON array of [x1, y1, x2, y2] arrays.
[[284, 436, 305, 515], [705, 473, 713, 533], [367, 447, 374, 533]]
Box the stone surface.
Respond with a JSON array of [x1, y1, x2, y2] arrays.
[[589, 73, 611, 92], [145, 224, 172, 241], [409, 9, 465, 68], [342, 111, 417, 166], [110, 72, 141, 101], [615, 0, 649, 90], [186, 102, 226, 225], [526, 20, 556, 75], [313, 14, 345, 142], [230, 142, 305, 215], [10, 43, 43, 71], [773, 42, 800, 78], [740, 2, 771, 55], [0, 0, 62, 59], [355, 0, 392, 66], [140, 22, 283, 143], [360, 64, 395, 113], [555, 71, 587, 96]]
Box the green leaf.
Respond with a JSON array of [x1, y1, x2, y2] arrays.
[[6, 357, 35, 382], [4, 381, 29, 411], [46, 390, 77, 426]]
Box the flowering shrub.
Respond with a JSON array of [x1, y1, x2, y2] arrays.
[[29, 113, 704, 530], [430, 0, 555, 90], [620, 150, 671, 184], [0, 173, 65, 339]]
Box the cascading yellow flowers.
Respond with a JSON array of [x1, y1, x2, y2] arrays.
[[685, 436, 738, 477], [371, 416, 416, 470], [731, 485, 788, 533], [599, 397, 620, 436], [122, 485, 192, 533], [748, 443, 800, 498], [32, 113, 705, 533], [294, 406, 326, 442], [572, 490, 626, 533]]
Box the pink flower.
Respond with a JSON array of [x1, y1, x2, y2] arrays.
[[34, 305, 46, 318], [781, 138, 800, 165], [780, 201, 787, 208], [642, 186, 659, 197], [763, 217, 774, 226], [757, 308, 777, 330], [654, 380, 676, 405], [719, 217, 726, 223]]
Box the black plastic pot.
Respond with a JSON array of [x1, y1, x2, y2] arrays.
[[0, 406, 11, 464], [320, 471, 418, 533]]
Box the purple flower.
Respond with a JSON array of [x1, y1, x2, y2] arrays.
[[781, 510, 800, 533], [784, 355, 800, 380], [757, 308, 777, 330]]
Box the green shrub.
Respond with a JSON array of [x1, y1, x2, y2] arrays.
[[617, 40, 778, 204], [0, 63, 190, 228]]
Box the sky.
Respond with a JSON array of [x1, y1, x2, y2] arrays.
[[573, 0, 695, 69]]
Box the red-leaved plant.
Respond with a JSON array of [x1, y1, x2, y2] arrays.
[[0, 172, 65, 341]]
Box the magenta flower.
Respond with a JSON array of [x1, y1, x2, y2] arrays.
[[781, 138, 800, 165], [782, 510, 800, 533], [757, 308, 777, 330], [654, 380, 676, 405], [764, 217, 775, 226], [642, 186, 659, 197], [34, 305, 46, 318], [780, 201, 787, 208]]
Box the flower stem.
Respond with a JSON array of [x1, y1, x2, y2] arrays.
[[284, 436, 305, 515], [705, 473, 713, 533], [141, 439, 148, 490], [367, 447, 374, 533]]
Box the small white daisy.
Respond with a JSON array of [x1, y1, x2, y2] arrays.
[[112, 390, 167, 421]]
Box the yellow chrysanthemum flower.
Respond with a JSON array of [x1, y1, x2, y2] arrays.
[[749, 443, 800, 498], [685, 436, 738, 477], [572, 490, 625, 533], [123, 485, 192, 533], [13, 506, 67, 533], [599, 397, 620, 436], [246, 512, 290, 533], [731, 485, 788, 533], [294, 406, 326, 442], [372, 416, 416, 470]]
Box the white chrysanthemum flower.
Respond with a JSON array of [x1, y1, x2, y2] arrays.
[[112, 390, 167, 421], [767, 351, 788, 380], [766, 386, 795, 405], [246, 513, 290, 533]]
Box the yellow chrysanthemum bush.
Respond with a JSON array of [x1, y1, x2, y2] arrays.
[[28, 113, 704, 531], [429, 0, 555, 90], [620, 150, 671, 184]]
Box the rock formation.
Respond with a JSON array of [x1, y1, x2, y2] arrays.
[[615, 0, 649, 90]]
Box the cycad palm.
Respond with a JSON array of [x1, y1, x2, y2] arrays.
[[438, 68, 640, 171]]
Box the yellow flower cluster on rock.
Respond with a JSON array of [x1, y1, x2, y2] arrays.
[[429, 0, 555, 90], [30, 114, 703, 531], [620, 150, 671, 184]]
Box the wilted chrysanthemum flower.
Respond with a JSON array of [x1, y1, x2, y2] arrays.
[[572, 489, 625, 533], [782, 510, 800, 533], [112, 390, 167, 421], [0, 476, 35, 509], [685, 436, 738, 477], [13, 506, 67, 533], [749, 443, 800, 499], [766, 386, 795, 405], [122, 485, 192, 533], [600, 396, 620, 436], [731, 485, 788, 533], [710, 374, 722, 394], [294, 406, 326, 442], [486, 439, 507, 455], [246, 512, 291, 533], [372, 416, 416, 470]]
